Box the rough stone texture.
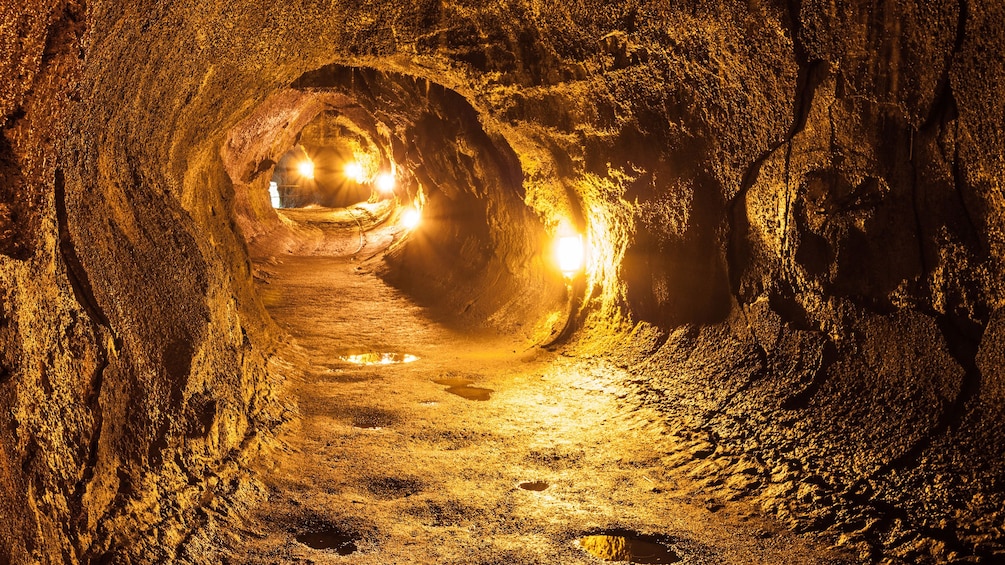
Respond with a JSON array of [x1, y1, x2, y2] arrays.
[[1, 0, 1003, 563]]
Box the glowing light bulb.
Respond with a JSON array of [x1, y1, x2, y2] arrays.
[[401, 207, 421, 229], [555, 234, 584, 277], [344, 162, 364, 183], [375, 172, 396, 194], [297, 159, 315, 180]]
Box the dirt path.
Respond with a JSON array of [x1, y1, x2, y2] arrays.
[[204, 254, 852, 564]]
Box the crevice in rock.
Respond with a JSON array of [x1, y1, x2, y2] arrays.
[[904, 0, 974, 364], [874, 0, 981, 479], [951, 123, 982, 252], [726, 0, 826, 301], [704, 349, 767, 420], [55, 168, 113, 331], [71, 348, 107, 559], [909, 128, 930, 280], [954, 0, 969, 56]]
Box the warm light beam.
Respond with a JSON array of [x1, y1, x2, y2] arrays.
[[556, 234, 584, 277], [344, 162, 364, 183], [401, 207, 421, 229], [297, 159, 315, 180], [375, 172, 396, 194], [293, 158, 313, 177]]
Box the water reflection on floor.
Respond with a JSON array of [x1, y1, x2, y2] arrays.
[[339, 352, 419, 365], [518, 480, 549, 491], [296, 526, 359, 555], [432, 376, 494, 401], [576, 531, 681, 564]]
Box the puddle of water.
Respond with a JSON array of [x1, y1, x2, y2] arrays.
[[576, 531, 680, 564], [296, 527, 358, 555], [433, 377, 494, 401], [518, 481, 549, 491], [340, 352, 419, 365], [445, 385, 493, 401]]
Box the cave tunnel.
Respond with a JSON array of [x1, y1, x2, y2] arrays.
[[2, 1, 1005, 563]]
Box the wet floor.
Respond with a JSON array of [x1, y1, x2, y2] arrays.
[[339, 352, 419, 365], [577, 531, 681, 563], [295, 527, 359, 555], [517, 480, 549, 491], [191, 255, 855, 564], [432, 376, 494, 401]]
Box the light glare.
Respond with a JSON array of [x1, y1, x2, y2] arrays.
[[376, 172, 396, 194], [401, 207, 421, 229], [556, 235, 585, 276], [297, 160, 315, 180], [344, 162, 364, 183]]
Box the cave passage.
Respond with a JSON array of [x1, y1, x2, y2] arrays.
[[198, 65, 852, 563], [4, 4, 1005, 563]]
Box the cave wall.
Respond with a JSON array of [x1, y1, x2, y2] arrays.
[[656, 2, 1005, 561], [0, 1, 289, 561], [1, 0, 1003, 562]]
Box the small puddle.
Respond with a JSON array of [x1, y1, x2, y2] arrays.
[[433, 377, 493, 401], [296, 527, 358, 555], [340, 352, 419, 365], [445, 385, 494, 401], [518, 481, 549, 491], [576, 531, 680, 564]]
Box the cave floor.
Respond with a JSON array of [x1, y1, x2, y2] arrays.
[[189, 254, 853, 564]]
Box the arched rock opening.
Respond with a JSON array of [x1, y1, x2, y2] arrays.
[[223, 65, 570, 336]]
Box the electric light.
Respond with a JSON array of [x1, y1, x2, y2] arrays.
[[555, 234, 585, 277], [375, 172, 396, 194], [297, 159, 315, 180], [401, 207, 421, 229], [344, 162, 364, 183]]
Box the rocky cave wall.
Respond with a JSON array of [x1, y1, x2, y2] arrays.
[[1, 0, 1003, 563]]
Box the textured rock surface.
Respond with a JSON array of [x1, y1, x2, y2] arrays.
[[1, 0, 1003, 563]]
